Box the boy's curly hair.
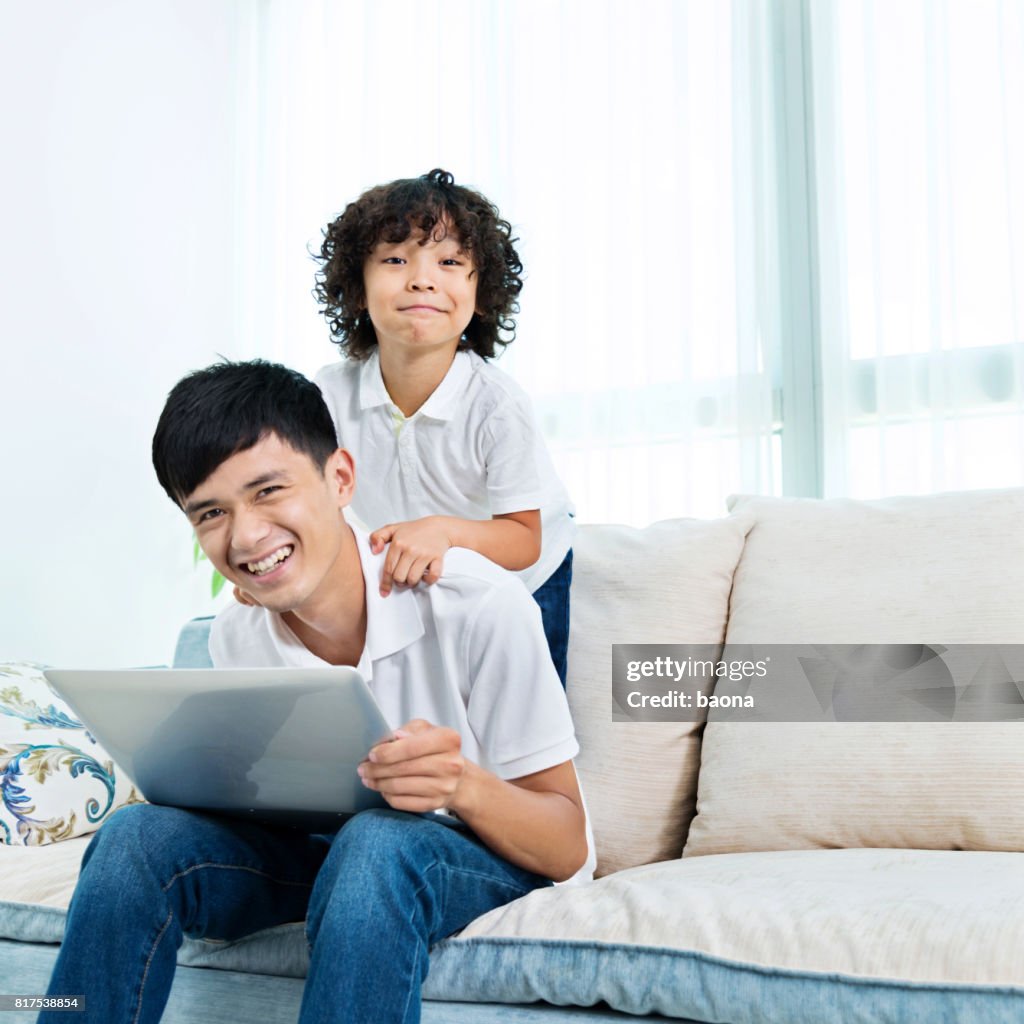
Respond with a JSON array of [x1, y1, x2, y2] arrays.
[[314, 169, 524, 361]]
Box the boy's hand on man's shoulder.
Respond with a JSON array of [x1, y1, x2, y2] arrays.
[[370, 516, 453, 596], [358, 719, 468, 813]]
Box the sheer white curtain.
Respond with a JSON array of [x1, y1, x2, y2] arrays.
[[235, 0, 778, 524], [810, 0, 1024, 498]]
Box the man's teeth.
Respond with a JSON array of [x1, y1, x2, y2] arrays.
[[247, 546, 293, 576]]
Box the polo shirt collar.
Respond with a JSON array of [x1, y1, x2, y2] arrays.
[[358, 349, 474, 422], [358, 351, 392, 411], [417, 350, 473, 421], [350, 524, 424, 680]]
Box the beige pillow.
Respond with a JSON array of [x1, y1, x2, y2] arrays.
[[725, 488, 1024, 644], [685, 488, 1024, 857], [566, 515, 752, 875]]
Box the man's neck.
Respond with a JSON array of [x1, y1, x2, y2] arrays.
[[378, 344, 458, 417], [281, 524, 367, 667]]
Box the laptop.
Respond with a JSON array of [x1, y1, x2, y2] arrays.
[[44, 668, 392, 830]]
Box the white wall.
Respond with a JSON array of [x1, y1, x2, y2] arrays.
[[0, 1, 255, 666]]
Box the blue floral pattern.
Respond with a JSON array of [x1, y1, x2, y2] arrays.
[[0, 662, 140, 845]]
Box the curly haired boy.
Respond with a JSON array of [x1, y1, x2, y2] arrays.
[[313, 169, 574, 684]]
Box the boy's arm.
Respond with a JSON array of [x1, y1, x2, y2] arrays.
[[359, 720, 587, 882], [369, 510, 541, 596]]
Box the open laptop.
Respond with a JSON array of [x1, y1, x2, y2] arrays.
[[44, 668, 392, 830]]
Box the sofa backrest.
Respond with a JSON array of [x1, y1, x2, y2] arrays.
[[173, 616, 214, 669]]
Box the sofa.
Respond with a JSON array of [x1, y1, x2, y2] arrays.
[[2, 488, 1024, 1023]]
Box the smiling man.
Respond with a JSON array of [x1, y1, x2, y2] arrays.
[[41, 360, 591, 1024]]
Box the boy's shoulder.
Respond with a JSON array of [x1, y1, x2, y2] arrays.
[[314, 358, 360, 391], [464, 351, 531, 406], [457, 354, 541, 436]]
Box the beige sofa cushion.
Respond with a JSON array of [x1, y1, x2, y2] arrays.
[[566, 515, 751, 876], [685, 489, 1024, 857], [0, 836, 89, 907], [424, 848, 1024, 1018], [448, 848, 1024, 986], [724, 488, 1024, 644]]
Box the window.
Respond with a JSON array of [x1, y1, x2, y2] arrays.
[[236, 0, 1024, 523]]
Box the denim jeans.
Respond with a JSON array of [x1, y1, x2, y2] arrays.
[[41, 803, 551, 1024], [531, 548, 573, 688]]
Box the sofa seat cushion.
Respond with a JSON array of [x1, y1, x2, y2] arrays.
[[425, 849, 1024, 1022], [3, 843, 1022, 1021], [0, 835, 89, 908]]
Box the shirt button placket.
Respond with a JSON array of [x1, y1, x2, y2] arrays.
[[399, 417, 427, 511]]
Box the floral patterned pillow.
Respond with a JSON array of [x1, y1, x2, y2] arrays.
[[0, 662, 142, 845]]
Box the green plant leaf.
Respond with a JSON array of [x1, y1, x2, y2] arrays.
[[211, 571, 226, 599], [192, 538, 208, 566]]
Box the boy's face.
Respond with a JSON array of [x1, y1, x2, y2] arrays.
[[362, 225, 478, 356], [182, 433, 355, 617]]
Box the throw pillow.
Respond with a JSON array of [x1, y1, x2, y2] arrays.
[[566, 514, 752, 875], [0, 662, 141, 845], [684, 488, 1024, 857]]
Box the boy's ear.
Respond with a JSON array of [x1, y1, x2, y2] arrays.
[[327, 448, 356, 508]]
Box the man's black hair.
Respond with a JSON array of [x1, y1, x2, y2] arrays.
[[152, 360, 339, 506]]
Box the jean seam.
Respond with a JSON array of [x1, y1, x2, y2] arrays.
[[132, 909, 173, 1024], [439, 863, 540, 898], [160, 861, 315, 894], [401, 925, 422, 1024], [399, 857, 440, 1024], [129, 862, 314, 1020]]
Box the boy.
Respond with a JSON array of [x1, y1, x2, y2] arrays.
[[313, 169, 575, 684], [41, 361, 591, 1024]]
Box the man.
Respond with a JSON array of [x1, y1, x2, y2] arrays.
[[43, 360, 591, 1024]]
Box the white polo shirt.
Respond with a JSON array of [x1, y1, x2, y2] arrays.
[[314, 351, 575, 592], [209, 525, 595, 883]]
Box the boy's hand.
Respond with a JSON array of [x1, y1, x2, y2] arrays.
[[369, 517, 452, 596], [233, 586, 259, 607], [358, 719, 467, 813]]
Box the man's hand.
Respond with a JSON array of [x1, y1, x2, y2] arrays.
[[233, 586, 259, 607], [358, 719, 466, 813], [369, 517, 453, 596]]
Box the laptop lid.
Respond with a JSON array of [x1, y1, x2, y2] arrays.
[[44, 668, 392, 829]]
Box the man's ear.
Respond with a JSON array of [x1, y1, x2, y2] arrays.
[[326, 448, 356, 508]]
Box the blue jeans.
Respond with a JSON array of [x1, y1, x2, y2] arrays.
[[42, 804, 551, 1024], [531, 548, 573, 688]]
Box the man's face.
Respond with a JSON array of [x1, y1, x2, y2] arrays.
[[183, 433, 352, 616], [362, 225, 479, 356]]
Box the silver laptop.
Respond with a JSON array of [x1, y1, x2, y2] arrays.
[[44, 668, 392, 830]]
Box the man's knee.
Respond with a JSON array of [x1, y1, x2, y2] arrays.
[[306, 810, 442, 942], [82, 803, 193, 876], [333, 808, 425, 858], [86, 803, 152, 857], [315, 810, 444, 901]]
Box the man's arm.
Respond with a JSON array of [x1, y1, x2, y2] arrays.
[[369, 510, 541, 596], [359, 720, 587, 882]]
